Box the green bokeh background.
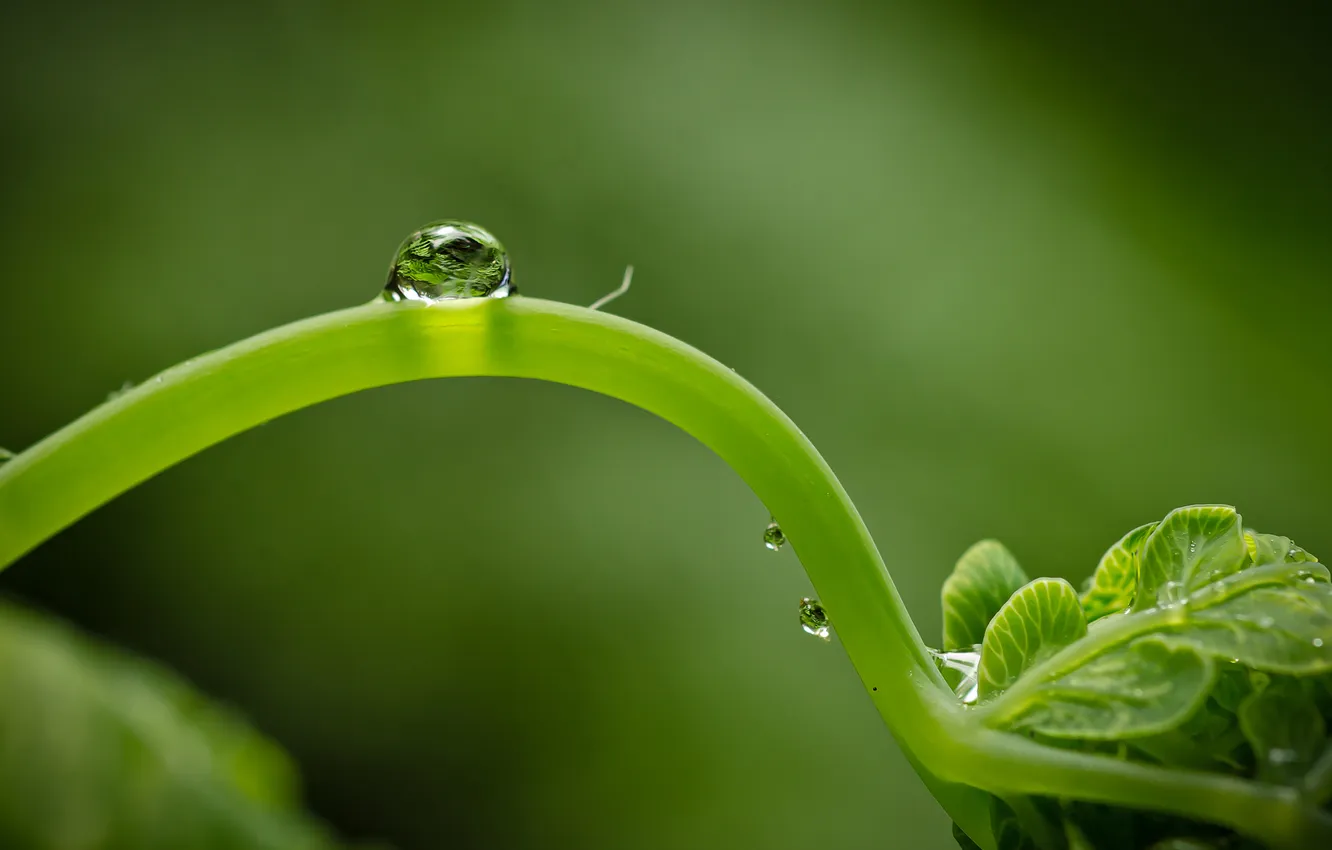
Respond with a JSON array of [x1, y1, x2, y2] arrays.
[[2, 1, 1330, 848]]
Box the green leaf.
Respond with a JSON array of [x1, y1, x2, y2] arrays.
[[1183, 583, 1332, 674], [979, 578, 1087, 697], [1061, 801, 1135, 850], [995, 638, 1214, 740], [1081, 522, 1157, 622], [942, 540, 1030, 650], [952, 822, 984, 850], [0, 601, 340, 850], [1245, 529, 1318, 566], [1138, 506, 1248, 605], [1237, 676, 1326, 785], [1062, 819, 1095, 850], [1307, 744, 1332, 805], [1129, 698, 1251, 772], [990, 798, 1041, 850], [1208, 664, 1255, 714]]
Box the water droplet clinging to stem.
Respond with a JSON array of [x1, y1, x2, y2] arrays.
[[763, 519, 786, 551], [800, 597, 831, 641], [383, 220, 514, 302]]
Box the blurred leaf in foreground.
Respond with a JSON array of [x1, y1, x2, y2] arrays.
[[0, 599, 347, 850]]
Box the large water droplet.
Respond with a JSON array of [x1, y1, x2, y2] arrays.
[[763, 519, 786, 551], [383, 220, 514, 302], [799, 597, 831, 641]]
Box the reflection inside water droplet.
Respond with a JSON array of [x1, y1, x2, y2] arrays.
[[763, 519, 786, 551], [383, 220, 514, 302], [929, 647, 980, 704], [799, 598, 830, 641]]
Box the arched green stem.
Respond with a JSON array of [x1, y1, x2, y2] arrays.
[[1, 298, 1328, 849]]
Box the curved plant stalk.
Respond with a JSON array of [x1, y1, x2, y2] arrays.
[[1, 298, 1329, 849]]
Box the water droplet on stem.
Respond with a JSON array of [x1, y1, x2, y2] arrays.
[[799, 597, 831, 641], [383, 220, 514, 302], [763, 519, 786, 551]]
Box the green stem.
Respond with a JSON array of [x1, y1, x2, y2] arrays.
[[2, 297, 1328, 849], [0, 297, 989, 839]]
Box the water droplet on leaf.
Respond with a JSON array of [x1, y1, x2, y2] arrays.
[[799, 597, 831, 641], [1160, 581, 1189, 606], [763, 519, 786, 551], [383, 220, 514, 302], [1314, 638, 1325, 648], [0, 447, 13, 463]]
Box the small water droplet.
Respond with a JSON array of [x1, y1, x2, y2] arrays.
[[1160, 581, 1189, 606], [763, 519, 786, 551], [1258, 617, 1275, 628], [0, 447, 13, 464], [799, 597, 831, 641], [1314, 638, 1325, 648], [1269, 748, 1300, 765], [383, 220, 513, 302]]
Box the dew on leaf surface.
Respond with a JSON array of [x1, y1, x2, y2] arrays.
[[383, 220, 514, 302], [1159, 580, 1189, 606], [763, 519, 786, 551], [799, 597, 831, 641]]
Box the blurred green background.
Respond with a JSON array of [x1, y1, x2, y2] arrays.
[[2, 1, 1330, 848]]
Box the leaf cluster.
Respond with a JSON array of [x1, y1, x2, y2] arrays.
[[939, 506, 1332, 849]]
